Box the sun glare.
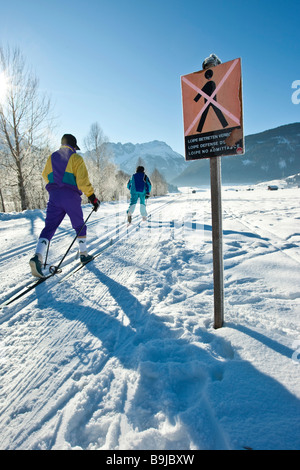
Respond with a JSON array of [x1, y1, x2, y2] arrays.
[[0, 72, 8, 103]]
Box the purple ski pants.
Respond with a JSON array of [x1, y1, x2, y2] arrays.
[[39, 189, 86, 241]]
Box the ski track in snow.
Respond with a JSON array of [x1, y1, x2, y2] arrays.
[[0, 188, 299, 450]]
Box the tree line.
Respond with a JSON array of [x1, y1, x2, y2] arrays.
[[0, 46, 169, 213]]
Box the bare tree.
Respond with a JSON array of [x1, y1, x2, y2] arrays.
[[0, 186, 5, 212], [84, 122, 110, 172], [0, 46, 54, 211], [84, 122, 117, 201], [115, 169, 130, 200], [150, 168, 168, 197]]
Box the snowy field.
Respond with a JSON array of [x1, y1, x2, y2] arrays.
[[0, 185, 299, 450]]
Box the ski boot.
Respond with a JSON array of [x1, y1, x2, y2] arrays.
[[80, 251, 94, 265], [29, 254, 45, 278]]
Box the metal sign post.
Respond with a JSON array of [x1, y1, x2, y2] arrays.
[[210, 156, 224, 328], [181, 55, 244, 329]]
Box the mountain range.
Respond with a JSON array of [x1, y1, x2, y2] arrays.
[[172, 122, 300, 185], [108, 122, 300, 185], [107, 140, 186, 182]]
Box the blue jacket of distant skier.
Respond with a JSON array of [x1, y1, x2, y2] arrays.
[[127, 172, 151, 195]]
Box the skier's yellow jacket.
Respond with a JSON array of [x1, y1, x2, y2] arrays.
[[42, 145, 94, 198]]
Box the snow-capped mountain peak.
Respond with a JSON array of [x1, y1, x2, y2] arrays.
[[107, 140, 187, 181]]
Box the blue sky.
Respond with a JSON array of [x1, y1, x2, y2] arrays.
[[0, 0, 299, 154]]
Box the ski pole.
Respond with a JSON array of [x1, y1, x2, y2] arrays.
[[44, 240, 50, 269], [49, 207, 95, 274]]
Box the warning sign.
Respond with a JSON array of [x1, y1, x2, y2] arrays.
[[181, 58, 244, 161]]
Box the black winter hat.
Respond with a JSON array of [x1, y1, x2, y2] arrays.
[[61, 134, 80, 150]]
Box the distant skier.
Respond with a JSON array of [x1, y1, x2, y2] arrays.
[[127, 166, 151, 224], [29, 134, 100, 278]]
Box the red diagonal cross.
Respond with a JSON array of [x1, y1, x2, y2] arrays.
[[182, 59, 240, 136]]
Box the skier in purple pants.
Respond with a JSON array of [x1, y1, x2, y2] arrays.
[[29, 134, 100, 278]]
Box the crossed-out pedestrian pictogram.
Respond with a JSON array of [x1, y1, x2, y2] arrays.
[[182, 59, 240, 136]]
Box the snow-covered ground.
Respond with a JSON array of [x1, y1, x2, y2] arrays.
[[0, 185, 299, 450]]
